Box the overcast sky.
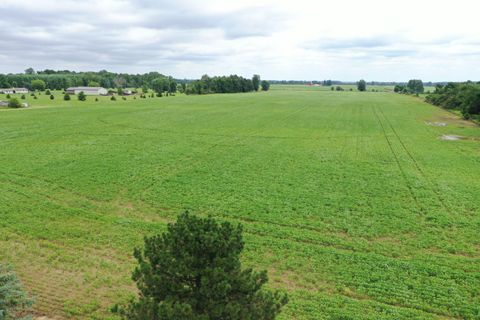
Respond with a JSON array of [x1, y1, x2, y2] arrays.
[[1, 0, 479, 81]]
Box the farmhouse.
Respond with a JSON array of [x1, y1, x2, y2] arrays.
[[66, 87, 108, 95], [0, 88, 29, 94]]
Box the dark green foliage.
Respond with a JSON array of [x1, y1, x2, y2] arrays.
[[117, 87, 124, 96], [0, 70, 172, 91], [50, 94, 54, 100], [261, 80, 270, 91], [394, 84, 406, 93], [78, 91, 86, 101], [407, 79, 424, 94], [6, 94, 10, 99], [252, 75, 261, 91], [335, 86, 344, 91], [63, 93, 71, 101], [151, 77, 176, 95], [20, 95, 25, 100], [111, 96, 116, 101], [95, 98, 99, 102], [88, 81, 100, 87], [357, 79, 366, 92], [331, 86, 334, 91], [186, 75, 256, 95], [0, 264, 34, 319], [45, 89, 51, 95], [31, 79, 46, 91], [8, 98, 22, 108], [426, 82, 480, 115], [114, 212, 288, 320], [122, 97, 127, 101]]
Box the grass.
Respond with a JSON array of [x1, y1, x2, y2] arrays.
[[1, 88, 479, 319]]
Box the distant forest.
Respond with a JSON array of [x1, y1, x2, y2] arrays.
[[0, 69, 268, 95]]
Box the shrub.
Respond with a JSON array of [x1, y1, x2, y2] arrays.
[[0, 264, 34, 319], [78, 91, 86, 101], [122, 97, 126, 100], [113, 212, 288, 320], [64, 93, 71, 101], [6, 94, 10, 99], [50, 94, 54, 100], [261, 80, 270, 91], [8, 98, 22, 108], [45, 89, 51, 95], [20, 94, 25, 99], [95, 98, 99, 102], [110, 96, 116, 101]]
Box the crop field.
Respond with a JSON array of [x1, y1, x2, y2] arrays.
[[1, 88, 480, 319]]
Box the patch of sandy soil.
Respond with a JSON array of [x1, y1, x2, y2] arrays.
[[440, 134, 462, 141], [426, 121, 447, 126]]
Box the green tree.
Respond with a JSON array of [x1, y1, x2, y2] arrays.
[[0, 264, 34, 319], [117, 87, 124, 96], [114, 212, 288, 320], [407, 79, 424, 94], [45, 89, 51, 95], [31, 79, 46, 91], [50, 94, 54, 100], [64, 93, 71, 101], [8, 98, 22, 108], [357, 79, 366, 92], [78, 91, 86, 101], [88, 81, 100, 87], [261, 80, 270, 91], [252, 75, 261, 91], [24, 67, 35, 75]]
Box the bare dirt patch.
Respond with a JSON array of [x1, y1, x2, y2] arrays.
[[440, 134, 463, 141], [425, 121, 447, 127]]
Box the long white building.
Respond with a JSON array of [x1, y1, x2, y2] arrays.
[[0, 88, 29, 94], [66, 87, 108, 95]]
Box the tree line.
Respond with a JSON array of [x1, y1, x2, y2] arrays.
[[426, 82, 480, 119], [0, 69, 169, 90], [182, 74, 269, 95], [0, 69, 270, 96]]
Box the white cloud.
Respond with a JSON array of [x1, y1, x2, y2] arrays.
[[0, 0, 479, 81]]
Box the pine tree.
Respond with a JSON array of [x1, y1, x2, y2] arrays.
[[114, 212, 288, 320]]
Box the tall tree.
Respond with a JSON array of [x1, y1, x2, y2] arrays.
[[24, 67, 35, 75], [114, 212, 288, 320], [357, 79, 367, 92], [252, 74, 261, 91], [407, 79, 424, 94]]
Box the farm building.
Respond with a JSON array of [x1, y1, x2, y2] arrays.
[[0, 101, 8, 106], [66, 87, 108, 95], [0, 88, 29, 94]]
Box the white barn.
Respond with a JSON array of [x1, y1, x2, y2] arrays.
[[66, 87, 108, 95], [0, 88, 29, 94]]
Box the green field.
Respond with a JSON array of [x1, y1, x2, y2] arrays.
[[1, 89, 480, 319]]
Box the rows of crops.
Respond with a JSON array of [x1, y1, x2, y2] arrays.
[[1, 89, 479, 319]]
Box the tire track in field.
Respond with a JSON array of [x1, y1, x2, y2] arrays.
[[371, 106, 424, 213], [377, 108, 453, 215]]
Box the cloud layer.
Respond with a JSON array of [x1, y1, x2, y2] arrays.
[[1, 0, 479, 81]]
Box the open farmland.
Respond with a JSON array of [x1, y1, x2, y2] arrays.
[[1, 88, 480, 319]]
